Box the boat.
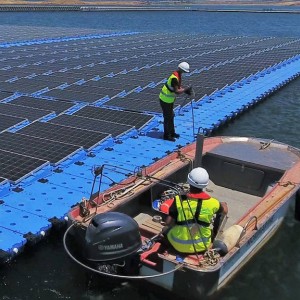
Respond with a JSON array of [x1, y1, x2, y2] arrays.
[[63, 135, 300, 299]]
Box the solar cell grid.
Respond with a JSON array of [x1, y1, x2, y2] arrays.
[[118, 90, 158, 102], [0, 113, 27, 132], [66, 82, 131, 94], [105, 96, 171, 114], [113, 74, 153, 86], [0, 103, 54, 121], [76, 65, 118, 76], [0, 80, 45, 94], [0, 131, 81, 165], [0, 69, 31, 78], [0, 91, 13, 100], [10, 96, 75, 114], [32, 75, 71, 84], [43, 88, 115, 103], [18, 121, 110, 150], [74, 106, 154, 130], [0, 149, 48, 183], [11, 78, 62, 90], [45, 72, 86, 82], [49, 114, 134, 138]]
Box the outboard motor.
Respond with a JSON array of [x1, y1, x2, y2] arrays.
[[84, 212, 142, 275]]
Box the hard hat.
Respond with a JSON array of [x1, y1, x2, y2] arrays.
[[178, 62, 190, 73], [187, 167, 209, 189]]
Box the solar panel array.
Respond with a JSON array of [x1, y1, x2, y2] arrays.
[[0, 27, 300, 259], [0, 30, 300, 183]]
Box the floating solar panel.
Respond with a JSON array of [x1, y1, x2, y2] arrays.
[[0, 78, 59, 94], [0, 113, 27, 132], [0, 132, 81, 165], [0, 177, 7, 184], [38, 74, 74, 85], [18, 121, 111, 151], [64, 83, 127, 95], [44, 73, 88, 83], [0, 149, 48, 183], [10, 96, 75, 114], [74, 106, 154, 130], [0, 103, 54, 122], [49, 114, 134, 138], [116, 90, 159, 102], [0, 91, 13, 100], [192, 86, 219, 98], [41, 88, 105, 103], [105, 96, 165, 114]]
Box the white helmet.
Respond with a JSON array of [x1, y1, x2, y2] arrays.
[[178, 62, 190, 73], [187, 167, 209, 189]]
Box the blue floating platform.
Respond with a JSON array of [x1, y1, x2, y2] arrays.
[[1, 30, 300, 262]]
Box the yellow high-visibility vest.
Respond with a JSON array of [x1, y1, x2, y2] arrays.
[[159, 72, 180, 104], [167, 194, 220, 253]]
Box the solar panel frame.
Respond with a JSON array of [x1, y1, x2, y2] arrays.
[[41, 89, 108, 103], [0, 102, 54, 122], [0, 148, 49, 183], [0, 113, 27, 133], [104, 97, 168, 114], [49, 114, 134, 138], [0, 177, 7, 185], [74, 106, 155, 130], [0, 91, 13, 100], [18, 122, 111, 151], [10, 96, 76, 114], [0, 131, 82, 165]]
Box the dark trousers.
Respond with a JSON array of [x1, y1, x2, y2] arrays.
[[160, 99, 175, 138]]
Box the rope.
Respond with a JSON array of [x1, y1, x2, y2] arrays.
[[63, 224, 184, 280], [199, 249, 220, 267], [277, 180, 299, 187], [259, 139, 274, 150]]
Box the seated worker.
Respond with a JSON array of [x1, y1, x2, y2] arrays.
[[165, 167, 228, 254]]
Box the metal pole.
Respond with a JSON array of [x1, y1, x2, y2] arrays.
[[194, 133, 204, 168]]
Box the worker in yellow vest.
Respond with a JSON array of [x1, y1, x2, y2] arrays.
[[159, 62, 192, 142], [165, 167, 228, 253]]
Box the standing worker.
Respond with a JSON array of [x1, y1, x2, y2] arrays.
[[159, 62, 192, 142], [164, 167, 228, 254]]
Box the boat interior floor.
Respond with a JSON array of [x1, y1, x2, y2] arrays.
[[206, 180, 261, 230], [135, 180, 261, 242]]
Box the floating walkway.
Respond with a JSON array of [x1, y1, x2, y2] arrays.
[[0, 27, 300, 263]]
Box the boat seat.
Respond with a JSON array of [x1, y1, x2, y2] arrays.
[[134, 213, 164, 236]]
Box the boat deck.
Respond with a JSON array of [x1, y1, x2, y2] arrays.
[[1, 26, 300, 262], [207, 181, 260, 229], [208, 138, 300, 171]]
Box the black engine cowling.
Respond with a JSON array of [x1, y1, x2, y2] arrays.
[[84, 212, 142, 262]]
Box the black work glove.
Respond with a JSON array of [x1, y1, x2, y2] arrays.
[[184, 86, 192, 95]]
